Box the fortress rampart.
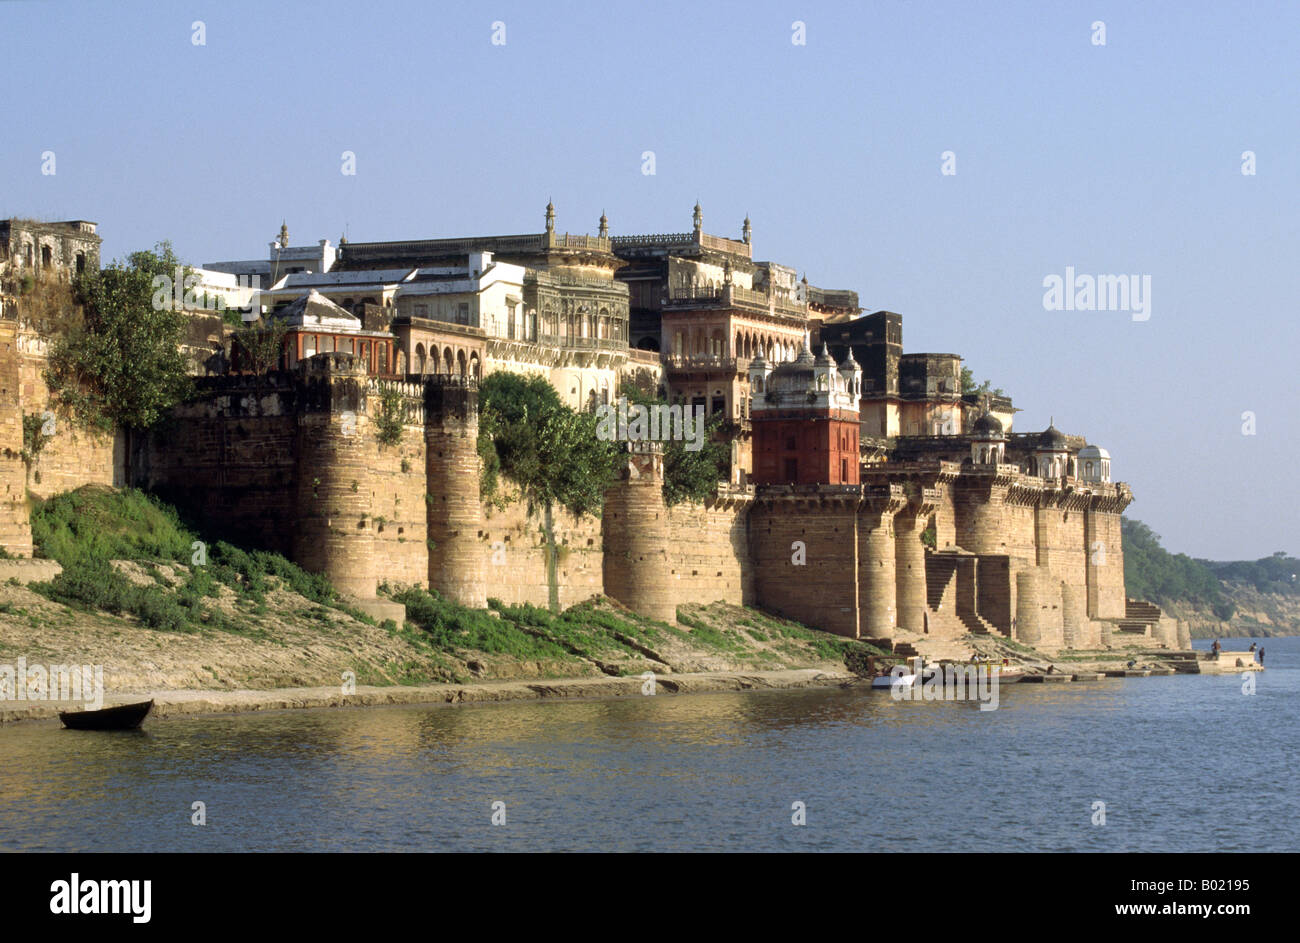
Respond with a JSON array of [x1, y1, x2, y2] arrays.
[[2, 360, 1143, 652]]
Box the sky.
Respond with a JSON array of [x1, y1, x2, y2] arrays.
[[3, 0, 1297, 560]]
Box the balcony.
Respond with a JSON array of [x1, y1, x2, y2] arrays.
[[664, 354, 737, 372], [664, 283, 807, 320]]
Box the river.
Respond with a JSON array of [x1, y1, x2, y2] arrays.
[[1, 638, 1294, 852]]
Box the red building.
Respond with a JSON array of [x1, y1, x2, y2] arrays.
[[748, 342, 862, 485], [233, 290, 398, 377]]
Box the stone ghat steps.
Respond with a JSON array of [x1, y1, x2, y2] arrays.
[[1124, 599, 1163, 623], [925, 556, 958, 611]]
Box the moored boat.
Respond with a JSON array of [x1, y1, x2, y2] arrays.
[[870, 673, 917, 690], [59, 700, 153, 731]]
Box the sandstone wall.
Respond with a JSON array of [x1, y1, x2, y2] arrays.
[[17, 343, 119, 498], [602, 447, 675, 623], [480, 495, 604, 609], [141, 381, 300, 556], [665, 498, 754, 607], [1085, 508, 1127, 619], [751, 497, 859, 637], [0, 321, 31, 556]]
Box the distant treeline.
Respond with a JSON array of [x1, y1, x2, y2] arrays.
[[1121, 518, 1235, 620], [1203, 553, 1300, 596]]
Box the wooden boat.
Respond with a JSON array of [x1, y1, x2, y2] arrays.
[[870, 672, 917, 690], [920, 664, 1027, 685], [59, 699, 153, 730]]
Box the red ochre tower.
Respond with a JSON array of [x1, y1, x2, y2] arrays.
[[748, 341, 862, 485]]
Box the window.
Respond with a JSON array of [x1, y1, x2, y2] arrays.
[[75, 252, 86, 274], [783, 458, 798, 481], [40, 245, 52, 267], [457, 302, 470, 325]]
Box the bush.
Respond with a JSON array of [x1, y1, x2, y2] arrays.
[[31, 487, 196, 565], [31, 557, 194, 633], [394, 587, 568, 658]]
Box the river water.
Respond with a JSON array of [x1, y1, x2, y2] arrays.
[[1, 638, 1295, 852]]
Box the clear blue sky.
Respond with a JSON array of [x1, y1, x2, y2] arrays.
[[4, 0, 1297, 560]]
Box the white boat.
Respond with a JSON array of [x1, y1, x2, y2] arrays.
[[871, 672, 917, 690]]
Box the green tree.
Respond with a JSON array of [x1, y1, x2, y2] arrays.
[[45, 242, 193, 431], [477, 372, 620, 611], [960, 366, 1005, 398], [623, 386, 731, 506], [231, 316, 289, 375]]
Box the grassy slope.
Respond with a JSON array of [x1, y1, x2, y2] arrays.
[[0, 486, 888, 694]]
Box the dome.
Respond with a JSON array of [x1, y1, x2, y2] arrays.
[[1078, 444, 1109, 460], [815, 342, 835, 367], [971, 413, 1004, 437], [1040, 424, 1068, 449], [771, 343, 816, 377]]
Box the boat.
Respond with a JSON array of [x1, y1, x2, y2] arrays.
[[870, 673, 917, 690], [59, 700, 153, 731], [920, 663, 1027, 685]]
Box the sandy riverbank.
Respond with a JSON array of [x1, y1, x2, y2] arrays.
[[0, 667, 858, 725]]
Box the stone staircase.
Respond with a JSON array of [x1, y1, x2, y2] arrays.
[[926, 555, 958, 610], [924, 554, 1004, 637], [1116, 598, 1162, 638]]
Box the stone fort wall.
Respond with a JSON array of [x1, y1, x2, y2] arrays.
[[0, 351, 1140, 652]]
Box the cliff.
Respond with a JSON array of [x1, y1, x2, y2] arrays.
[[1161, 584, 1300, 639]]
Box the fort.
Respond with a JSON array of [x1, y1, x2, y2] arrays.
[[0, 209, 1191, 655]]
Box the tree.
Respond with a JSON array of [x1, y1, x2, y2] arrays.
[[960, 366, 1005, 398], [477, 372, 619, 516], [623, 385, 731, 506], [477, 372, 620, 611], [45, 242, 193, 431], [231, 316, 289, 375]]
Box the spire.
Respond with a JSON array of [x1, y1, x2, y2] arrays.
[[742, 214, 752, 245], [692, 200, 702, 233], [278, 221, 289, 248], [545, 199, 555, 234], [598, 210, 608, 238]]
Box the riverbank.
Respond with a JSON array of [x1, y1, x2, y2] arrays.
[[0, 667, 857, 725]]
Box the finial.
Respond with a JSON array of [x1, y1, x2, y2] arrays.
[[545, 199, 555, 234], [598, 210, 609, 238], [742, 214, 752, 244], [692, 200, 703, 233], [279, 221, 289, 248]]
